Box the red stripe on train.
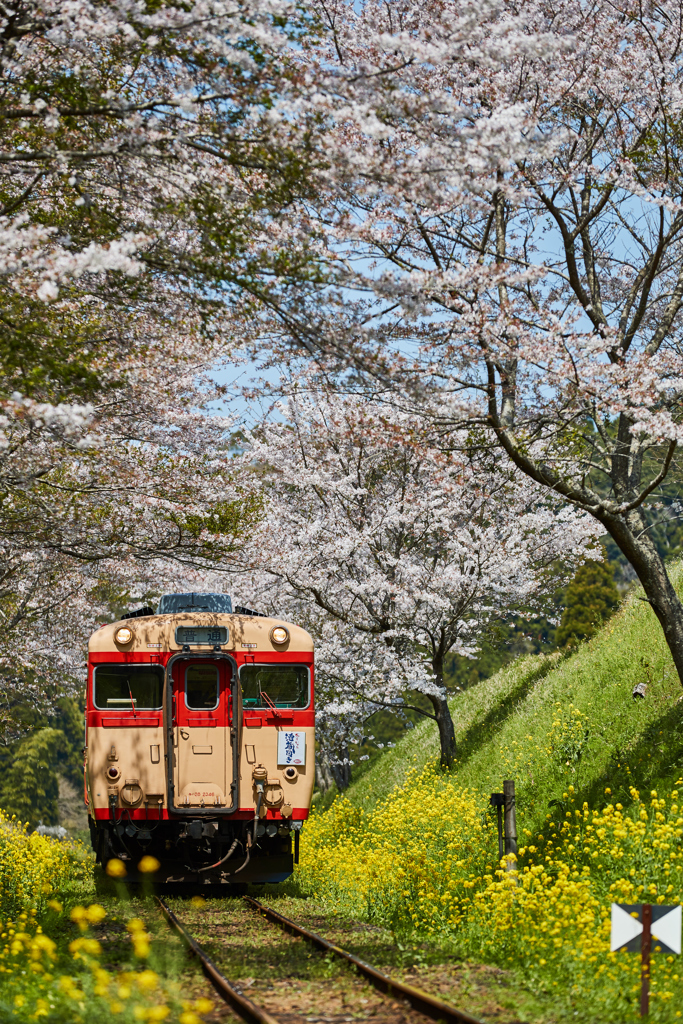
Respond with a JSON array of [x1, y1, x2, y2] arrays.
[[92, 807, 310, 821], [86, 710, 315, 727]]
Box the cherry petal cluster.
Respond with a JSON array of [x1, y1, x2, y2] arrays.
[[246, 0, 683, 686]]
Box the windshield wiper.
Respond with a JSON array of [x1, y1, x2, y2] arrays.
[[260, 691, 282, 717]]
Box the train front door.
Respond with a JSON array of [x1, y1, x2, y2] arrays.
[[170, 658, 235, 809]]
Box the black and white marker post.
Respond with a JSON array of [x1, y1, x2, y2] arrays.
[[611, 903, 682, 1015]]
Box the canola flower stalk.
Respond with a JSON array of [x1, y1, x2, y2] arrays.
[[0, 809, 75, 919], [297, 764, 683, 1022], [0, 820, 216, 1023], [0, 815, 219, 1024], [0, 898, 215, 1022]]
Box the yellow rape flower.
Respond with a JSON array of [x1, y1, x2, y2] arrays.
[[69, 937, 101, 958], [106, 858, 127, 878], [147, 1008, 170, 1022], [138, 856, 160, 874], [85, 904, 106, 924], [136, 969, 159, 991]]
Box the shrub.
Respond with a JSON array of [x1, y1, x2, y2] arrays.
[[556, 555, 619, 648], [0, 810, 74, 919]]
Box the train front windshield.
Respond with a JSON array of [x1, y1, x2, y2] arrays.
[[93, 665, 164, 710], [240, 664, 309, 708]]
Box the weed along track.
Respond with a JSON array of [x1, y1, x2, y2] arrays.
[[156, 897, 281, 1024], [155, 896, 487, 1024], [242, 897, 484, 1024]]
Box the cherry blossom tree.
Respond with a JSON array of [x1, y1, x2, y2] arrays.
[[238, 389, 598, 766], [243, 0, 683, 691], [0, 1, 324, 726], [0, 312, 265, 729], [0, 360, 247, 731], [0, 0, 320, 400], [0, 0, 308, 718]]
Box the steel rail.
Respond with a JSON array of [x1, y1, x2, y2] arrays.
[[243, 896, 485, 1024], [155, 897, 282, 1024]]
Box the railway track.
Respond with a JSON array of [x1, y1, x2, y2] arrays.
[[156, 895, 485, 1024]]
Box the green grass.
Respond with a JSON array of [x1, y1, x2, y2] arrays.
[[298, 566, 683, 1022], [338, 562, 683, 833]]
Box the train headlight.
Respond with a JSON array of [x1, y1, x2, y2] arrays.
[[115, 626, 133, 645], [270, 625, 289, 645]]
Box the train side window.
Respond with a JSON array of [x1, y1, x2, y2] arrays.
[[93, 665, 163, 710], [240, 665, 309, 709], [186, 665, 219, 710]]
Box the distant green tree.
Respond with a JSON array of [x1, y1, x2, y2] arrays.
[[555, 556, 619, 648], [50, 697, 85, 792], [0, 728, 66, 829]]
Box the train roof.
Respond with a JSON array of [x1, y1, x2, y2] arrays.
[[88, 612, 314, 654]]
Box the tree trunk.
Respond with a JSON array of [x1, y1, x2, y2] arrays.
[[316, 751, 335, 794], [426, 692, 457, 769], [602, 507, 683, 683], [491, 406, 683, 690], [425, 652, 457, 769], [330, 742, 352, 791]]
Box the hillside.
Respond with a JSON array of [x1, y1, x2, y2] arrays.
[[338, 563, 683, 832], [298, 569, 683, 1022]]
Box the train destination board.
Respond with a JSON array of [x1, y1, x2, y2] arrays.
[[175, 626, 228, 646]]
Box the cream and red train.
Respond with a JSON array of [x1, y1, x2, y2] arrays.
[[84, 593, 314, 885]]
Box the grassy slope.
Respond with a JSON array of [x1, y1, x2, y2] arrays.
[[340, 563, 683, 832]]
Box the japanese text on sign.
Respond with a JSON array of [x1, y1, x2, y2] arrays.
[[175, 626, 228, 646], [277, 731, 306, 766]]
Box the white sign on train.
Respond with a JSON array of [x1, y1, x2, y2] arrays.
[[278, 731, 306, 766]]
